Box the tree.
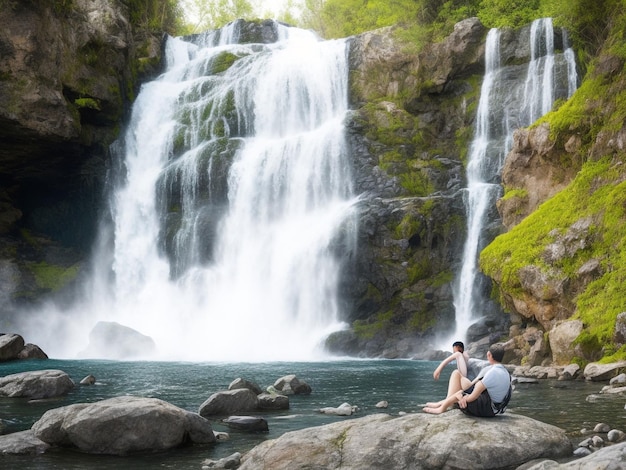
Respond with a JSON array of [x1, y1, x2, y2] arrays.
[[181, 0, 255, 32]]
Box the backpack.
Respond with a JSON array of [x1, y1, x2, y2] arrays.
[[493, 380, 512, 415]]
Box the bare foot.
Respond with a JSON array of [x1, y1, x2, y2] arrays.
[[424, 401, 442, 408], [422, 406, 444, 414]]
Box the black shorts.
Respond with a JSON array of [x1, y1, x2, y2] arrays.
[[460, 385, 495, 417]]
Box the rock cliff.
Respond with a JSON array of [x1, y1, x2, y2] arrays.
[[0, 0, 161, 316]]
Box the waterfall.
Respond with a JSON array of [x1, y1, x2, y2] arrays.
[[25, 21, 358, 361], [449, 18, 578, 344]]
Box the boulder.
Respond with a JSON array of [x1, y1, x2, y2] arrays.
[[31, 396, 215, 455], [549, 320, 583, 365], [319, 403, 359, 416], [229, 378, 263, 395], [201, 452, 242, 469], [273, 374, 312, 395], [0, 369, 74, 399], [79, 374, 96, 385], [524, 440, 626, 469], [257, 392, 289, 410], [17, 343, 48, 359], [0, 333, 25, 360], [238, 411, 572, 469], [199, 389, 259, 417], [222, 416, 269, 433], [584, 361, 626, 381], [79, 321, 156, 359]]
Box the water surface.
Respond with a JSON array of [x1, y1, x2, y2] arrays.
[[1, 359, 624, 469]]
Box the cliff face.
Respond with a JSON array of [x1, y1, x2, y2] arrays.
[[0, 0, 161, 315], [482, 26, 626, 366]]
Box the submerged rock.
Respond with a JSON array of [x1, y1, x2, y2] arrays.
[[239, 411, 572, 469]]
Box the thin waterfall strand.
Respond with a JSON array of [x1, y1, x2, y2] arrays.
[[448, 18, 579, 345]]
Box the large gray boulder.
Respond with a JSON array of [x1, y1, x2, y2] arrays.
[[239, 411, 572, 469], [199, 389, 259, 417], [31, 396, 215, 455], [0, 369, 74, 399]]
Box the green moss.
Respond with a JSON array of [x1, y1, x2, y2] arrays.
[[353, 310, 394, 340], [408, 308, 437, 332], [501, 188, 528, 201], [482, 157, 626, 359], [210, 52, 238, 74], [28, 262, 79, 292], [74, 98, 100, 110], [399, 170, 434, 196]]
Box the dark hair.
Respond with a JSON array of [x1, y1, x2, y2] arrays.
[[452, 341, 464, 352], [489, 343, 505, 362]]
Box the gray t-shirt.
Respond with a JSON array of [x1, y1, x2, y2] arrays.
[[478, 364, 510, 403]]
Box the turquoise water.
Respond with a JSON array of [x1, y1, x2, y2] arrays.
[[1, 359, 624, 469]]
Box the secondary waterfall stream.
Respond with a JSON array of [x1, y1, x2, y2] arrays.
[[25, 21, 358, 361], [450, 18, 578, 341]]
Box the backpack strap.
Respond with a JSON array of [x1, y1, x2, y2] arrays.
[[492, 379, 512, 415]]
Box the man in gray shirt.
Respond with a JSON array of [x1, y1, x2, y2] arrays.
[[423, 343, 511, 417]]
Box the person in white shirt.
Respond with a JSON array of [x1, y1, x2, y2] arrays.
[[423, 343, 511, 417]]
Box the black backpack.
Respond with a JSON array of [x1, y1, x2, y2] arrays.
[[493, 381, 512, 414]]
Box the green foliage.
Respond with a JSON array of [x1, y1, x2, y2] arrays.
[[180, 0, 254, 33], [307, 0, 438, 39], [481, 157, 626, 358], [209, 51, 239, 74], [399, 170, 434, 196], [74, 98, 100, 110], [127, 0, 183, 34], [353, 310, 394, 339], [408, 307, 437, 331], [477, 0, 541, 28]]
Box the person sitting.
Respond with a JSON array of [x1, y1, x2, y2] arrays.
[[423, 343, 511, 417], [432, 340, 470, 381]]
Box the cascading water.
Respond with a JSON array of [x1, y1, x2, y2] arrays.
[[449, 18, 579, 343], [24, 21, 358, 361]]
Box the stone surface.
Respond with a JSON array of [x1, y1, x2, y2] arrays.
[[239, 411, 572, 470], [31, 396, 215, 455], [0, 430, 50, 455], [0, 369, 74, 399], [0, 0, 162, 317], [199, 389, 259, 417], [524, 441, 626, 469], [584, 361, 626, 382]]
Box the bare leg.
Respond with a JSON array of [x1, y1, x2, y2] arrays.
[[423, 390, 463, 414], [423, 370, 473, 413], [446, 369, 472, 398]]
